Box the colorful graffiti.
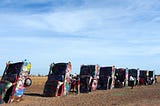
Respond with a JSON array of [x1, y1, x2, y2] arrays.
[[0, 60, 32, 104], [43, 62, 71, 97], [97, 66, 115, 90], [80, 65, 99, 93], [114, 68, 126, 88]]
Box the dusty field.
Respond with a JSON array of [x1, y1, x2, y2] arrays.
[[2, 76, 160, 106]]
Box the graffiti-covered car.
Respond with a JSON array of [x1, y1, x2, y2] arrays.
[[139, 70, 148, 85], [0, 60, 32, 104], [114, 68, 126, 88], [127, 69, 139, 86], [43, 62, 71, 97], [148, 71, 155, 85], [139, 70, 154, 85], [80, 65, 99, 93], [97, 66, 115, 90]]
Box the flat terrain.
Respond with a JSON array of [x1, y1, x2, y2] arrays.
[[2, 76, 160, 106]]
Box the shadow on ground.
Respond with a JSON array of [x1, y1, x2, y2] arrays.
[[24, 93, 43, 97]]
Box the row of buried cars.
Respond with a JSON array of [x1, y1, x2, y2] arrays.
[[0, 60, 156, 104]]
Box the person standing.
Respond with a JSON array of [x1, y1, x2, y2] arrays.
[[130, 75, 134, 89]]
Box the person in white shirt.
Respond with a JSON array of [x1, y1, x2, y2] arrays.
[[130, 75, 134, 89]]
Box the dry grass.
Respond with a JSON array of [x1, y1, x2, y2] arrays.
[[0, 76, 160, 106], [157, 76, 160, 82], [24, 76, 47, 94], [30, 76, 47, 85]]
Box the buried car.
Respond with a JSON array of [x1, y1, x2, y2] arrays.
[[139, 70, 148, 85], [114, 68, 126, 88], [43, 62, 71, 97], [79, 64, 99, 93], [97, 66, 115, 90], [139, 70, 155, 85], [0, 60, 32, 104], [127, 69, 139, 86]]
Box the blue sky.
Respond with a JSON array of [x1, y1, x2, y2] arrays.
[[0, 0, 160, 75]]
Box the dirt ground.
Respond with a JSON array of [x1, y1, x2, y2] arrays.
[[1, 76, 160, 106]]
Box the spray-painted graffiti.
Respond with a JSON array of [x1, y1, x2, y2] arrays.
[[43, 62, 71, 97], [0, 60, 32, 104]]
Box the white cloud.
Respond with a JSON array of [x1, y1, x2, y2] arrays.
[[1, 0, 160, 74]]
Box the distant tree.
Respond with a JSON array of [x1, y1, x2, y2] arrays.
[[38, 74, 41, 77]]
